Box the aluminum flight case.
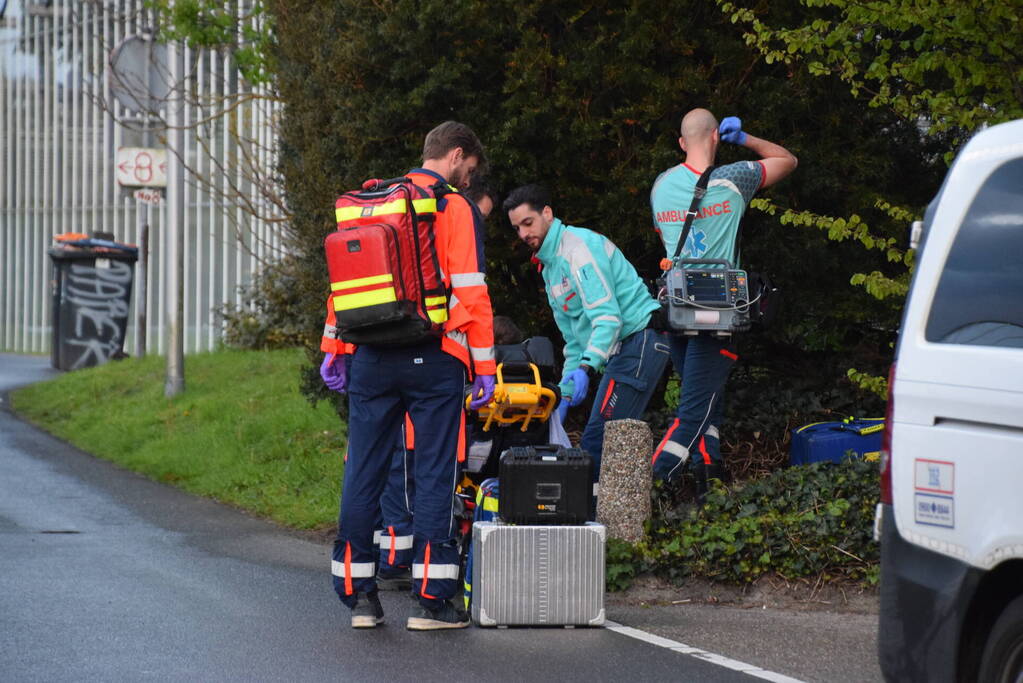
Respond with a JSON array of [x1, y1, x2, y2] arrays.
[[470, 521, 606, 627]]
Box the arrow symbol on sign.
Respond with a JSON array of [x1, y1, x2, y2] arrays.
[[118, 160, 134, 172]]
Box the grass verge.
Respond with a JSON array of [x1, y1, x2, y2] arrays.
[[10, 348, 344, 530]]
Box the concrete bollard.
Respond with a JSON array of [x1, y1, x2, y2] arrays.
[[596, 418, 653, 543]]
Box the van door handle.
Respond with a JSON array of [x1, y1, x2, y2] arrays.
[[934, 417, 1023, 436]]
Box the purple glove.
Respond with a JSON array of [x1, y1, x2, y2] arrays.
[[320, 353, 348, 394], [559, 366, 591, 407], [719, 116, 747, 145], [468, 374, 496, 410]]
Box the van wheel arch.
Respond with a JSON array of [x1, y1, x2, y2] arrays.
[[959, 560, 1023, 682], [977, 593, 1023, 683]]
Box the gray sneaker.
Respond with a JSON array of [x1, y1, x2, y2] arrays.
[[351, 592, 384, 629], [406, 600, 470, 630]]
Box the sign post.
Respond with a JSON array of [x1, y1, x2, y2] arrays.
[[109, 30, 186, 396], [163, 39, 186, 398], [116, 148, 166, 360]]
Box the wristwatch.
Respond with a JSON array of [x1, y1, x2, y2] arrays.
[[580, 364, 597, 380]]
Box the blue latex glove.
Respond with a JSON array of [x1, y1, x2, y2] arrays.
[[320, 353, 348, 394], [468, 374, 496, 410], [560, 366, 591, 408], [719, 116, 747, 145]]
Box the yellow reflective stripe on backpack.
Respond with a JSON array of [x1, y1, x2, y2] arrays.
[[333, 287, 397, 311], [334, 198, 437, 223], [412, 198, 437, 213], [425, 295, 448, 323], [330, 274, 394, 291]]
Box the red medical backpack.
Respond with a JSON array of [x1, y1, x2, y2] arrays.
[[325, 177, 450, 346]]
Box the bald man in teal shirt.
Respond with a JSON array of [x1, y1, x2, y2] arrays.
[[650, 109, 797, 500]]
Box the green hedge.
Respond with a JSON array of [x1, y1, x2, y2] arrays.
[[607, 458, 880, 591], [269, 0, 944, 407]]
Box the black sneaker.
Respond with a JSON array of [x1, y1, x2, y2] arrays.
[[351, 592, 384, 629], [406, 600, 470, 630]]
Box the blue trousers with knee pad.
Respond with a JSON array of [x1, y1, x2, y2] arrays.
[[652, 334, 736, 483]]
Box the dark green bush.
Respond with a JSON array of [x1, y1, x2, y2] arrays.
[[606, 458, 880, 590], [269, 0, 944, 415], [218, 256, 311, 351]]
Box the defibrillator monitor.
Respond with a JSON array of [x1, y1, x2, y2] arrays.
[[662, 259, 752, 336], [680, 270, 733, 304]]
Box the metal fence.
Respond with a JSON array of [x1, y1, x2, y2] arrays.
[[0, 0, 282, 356]]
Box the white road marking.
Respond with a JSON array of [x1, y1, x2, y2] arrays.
[[604, 620, 805, 683]]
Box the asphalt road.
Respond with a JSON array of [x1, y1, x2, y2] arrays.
[[0, 353, 881, 682]]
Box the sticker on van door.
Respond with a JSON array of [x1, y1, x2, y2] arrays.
[[914, 494, 955, 528], [914, 458, 955, 528], [914, 458, 954, 494]]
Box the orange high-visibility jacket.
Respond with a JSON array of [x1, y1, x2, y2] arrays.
[[321, 168, 496, 378]]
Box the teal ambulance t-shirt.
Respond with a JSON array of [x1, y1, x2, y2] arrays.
[[650, 161, 764, 267]]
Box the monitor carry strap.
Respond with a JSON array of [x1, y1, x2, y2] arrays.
[[670, 165, 717, 263]]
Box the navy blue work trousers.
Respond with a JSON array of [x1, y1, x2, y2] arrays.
[[332, 341, 464, 609], [579, 328, 672, 481], [652, 333, 737, 482], [377, 427, 414, 576]]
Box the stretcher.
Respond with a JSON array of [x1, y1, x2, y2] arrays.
[[465, 362, 559, 432], [456, 338, 564, 552]]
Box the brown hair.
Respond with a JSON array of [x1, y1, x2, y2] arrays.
[[464, 175, 497, 207], [493, 315, 524, 345], [422, 121, 487, 169]]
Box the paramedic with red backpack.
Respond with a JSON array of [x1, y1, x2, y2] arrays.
[[374, 185, 500, 592], [319, 121, 497, 630]]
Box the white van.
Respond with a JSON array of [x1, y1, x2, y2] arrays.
[[877, 119, 1023, 681]]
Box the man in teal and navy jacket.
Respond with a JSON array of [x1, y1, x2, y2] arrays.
[[504, 184, 670, 488]]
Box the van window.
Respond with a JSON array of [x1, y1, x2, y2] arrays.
[[925, 158, 1023, 348]]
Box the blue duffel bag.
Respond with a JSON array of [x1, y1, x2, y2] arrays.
[[789, 417, 884, 465]]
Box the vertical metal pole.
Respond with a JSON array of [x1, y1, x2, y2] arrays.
[[0, 8, 8, 350], [87, 1, 97, 239], [135, 217, 148, 357], [192, 46, 201, 351], [47, 1, 62, 353], [61, 1, 71, 238], [40, 6, 52, 354], [31, 8, 41, 352], [136, 18, 154, 359], [219, 50, 230, 323], [165, 39, 185, 396], [101, 3, 112, 243], [182, 43, 193, 354], [70, 0, 79, 241], [14, 9, 26, 351]]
